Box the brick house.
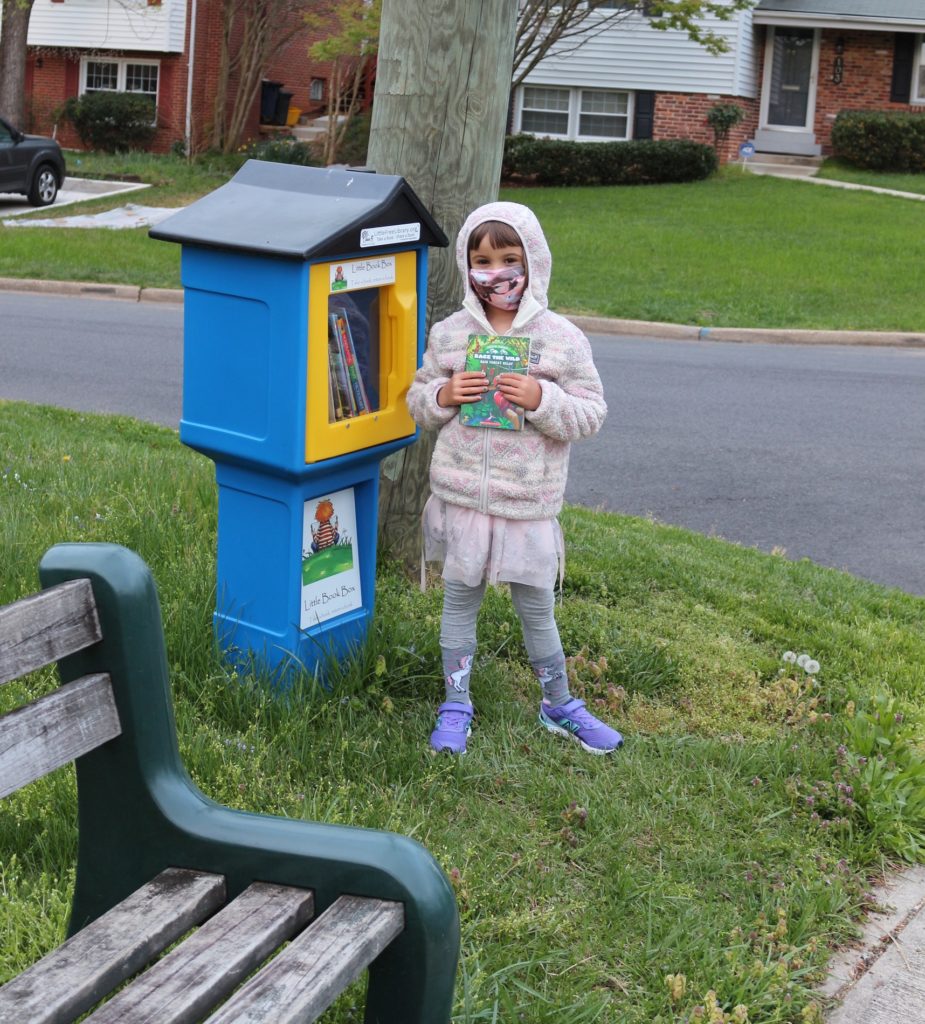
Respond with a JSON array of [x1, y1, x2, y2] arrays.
[[512, 0, 925, 161], [5, 0, 346, 153]]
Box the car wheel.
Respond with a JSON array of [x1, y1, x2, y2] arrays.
[[28, 164, 59, 207]]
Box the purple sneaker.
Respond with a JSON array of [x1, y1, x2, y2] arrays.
[[430, 701, 474, 754], [539, 698, 623, 755]]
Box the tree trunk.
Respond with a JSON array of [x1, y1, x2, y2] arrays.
[[0, 0, 36, 127], [368, 0, 517, 565]]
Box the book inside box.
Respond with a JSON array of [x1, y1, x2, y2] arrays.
[[326, 292, 380, 422]]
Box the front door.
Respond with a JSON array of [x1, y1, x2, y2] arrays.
[[761, 27, 818, 132]]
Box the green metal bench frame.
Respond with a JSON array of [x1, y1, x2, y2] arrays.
[[3, 542, 458, 1022]]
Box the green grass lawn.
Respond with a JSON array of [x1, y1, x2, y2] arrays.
[[2, 154, 925, 330], [816, 158, 925, 197], [3, 401, 925, 1023]]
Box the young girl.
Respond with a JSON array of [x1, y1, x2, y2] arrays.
[[406, 201, 623, 756]]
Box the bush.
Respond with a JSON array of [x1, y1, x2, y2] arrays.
[[501, 134, 717, 186], [335, 112, 371, 167], [62, 92, 157, 153], [831, 110, 925, 172], [238, 137, 321, 167]]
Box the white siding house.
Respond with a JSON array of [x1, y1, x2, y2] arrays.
[[26, 0, 188, 53], [513, 1, 925, 158], [513, 6, 759, 145]]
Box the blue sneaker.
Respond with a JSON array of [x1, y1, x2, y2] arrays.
[[539, 698, 623, 755], [430, 701, 474, 754]]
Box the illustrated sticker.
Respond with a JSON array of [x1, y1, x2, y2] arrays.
[[359, 223, 421, 248], [300, 487, 362, 629]]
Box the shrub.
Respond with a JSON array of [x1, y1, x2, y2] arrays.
[[501, 134, 717, 186], [238, 137, 321, 167], [831, 110, 925, 172], [335, 112, 371, 167], [706, 102, 745, 149], [62, 92, 157, 153]]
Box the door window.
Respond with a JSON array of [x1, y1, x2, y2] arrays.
[[767, 29, 814, 127]]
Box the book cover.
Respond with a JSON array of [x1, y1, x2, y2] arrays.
[[330, 306, 371, 414], [327, 318, 355, 418], [459, 334, 531, 430]]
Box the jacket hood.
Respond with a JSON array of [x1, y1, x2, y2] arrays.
[[456, 201, 551, 331]]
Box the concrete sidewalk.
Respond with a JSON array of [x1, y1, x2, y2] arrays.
[[822, 865, 925, 1022]]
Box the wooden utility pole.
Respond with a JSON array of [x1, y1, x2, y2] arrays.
[[368, 0, 518, 562]]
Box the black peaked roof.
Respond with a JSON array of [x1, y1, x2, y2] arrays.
[[149, 160, 449, 259]]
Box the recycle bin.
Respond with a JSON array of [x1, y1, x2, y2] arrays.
[[260, 80, 282, 124], [275, 91, 293, 126], [150, 161, 448, 681]]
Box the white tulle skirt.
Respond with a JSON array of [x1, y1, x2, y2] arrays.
[[422, 494, 564, 590]]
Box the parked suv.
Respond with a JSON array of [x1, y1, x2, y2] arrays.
[[0, 116, 66, 206]]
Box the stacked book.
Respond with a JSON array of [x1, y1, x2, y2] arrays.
[[327, 305, 371, 421]]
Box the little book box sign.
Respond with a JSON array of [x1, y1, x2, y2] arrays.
[[150, 161, 448, 680]]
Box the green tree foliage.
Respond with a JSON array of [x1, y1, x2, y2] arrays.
[[304, 0, 380, 166]]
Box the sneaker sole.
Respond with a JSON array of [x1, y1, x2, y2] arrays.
[[430, 725, 472, 755], [538, 713, 622, 755]]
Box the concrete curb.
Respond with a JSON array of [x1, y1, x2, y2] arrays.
[[0, 277, 184, 304], [567, 314, 925, 349], [2, 277, 924, 347]]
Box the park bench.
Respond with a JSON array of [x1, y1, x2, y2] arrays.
[[0, 542, 458, 1024]]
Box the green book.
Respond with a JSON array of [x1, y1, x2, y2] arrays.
[[458, 334, 531, 430]]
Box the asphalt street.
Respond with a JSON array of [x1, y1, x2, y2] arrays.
[[2, 290, 924, 595], [570, 334, 925, 596]]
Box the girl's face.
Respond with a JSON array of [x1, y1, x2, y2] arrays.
[[469, 235, 525, 273]]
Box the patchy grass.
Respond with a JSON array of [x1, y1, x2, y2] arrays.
[[2, 402, 925, 1022]]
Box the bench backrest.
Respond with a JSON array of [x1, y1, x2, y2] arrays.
[[0, 578, 121, 798]]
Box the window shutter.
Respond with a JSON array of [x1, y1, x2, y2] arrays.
[[890, 34, 915, 104], [634, 91, 655, 140]]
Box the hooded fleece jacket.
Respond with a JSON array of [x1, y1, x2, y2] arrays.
[[406, 202, 607, 521]]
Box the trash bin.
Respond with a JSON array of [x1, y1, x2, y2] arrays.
[[261, 80, 282, 124], [275, 91, 293, 126]]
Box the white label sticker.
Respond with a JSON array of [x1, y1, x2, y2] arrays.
[[359, 223, 421, 248], [330, 255, 396, 293]]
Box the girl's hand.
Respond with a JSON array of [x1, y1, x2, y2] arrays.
[[437, 371, 488, 408], [496, 373, 542, 412]]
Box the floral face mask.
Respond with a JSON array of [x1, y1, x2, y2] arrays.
[[469, 265, 527, 311]]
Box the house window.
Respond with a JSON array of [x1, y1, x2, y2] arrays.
[[521, 87, 570, 135], [578, 90, 629, 138], [518, 86, 632, 140], [81, 58, 159, 114], [310, 78, 325, 102]]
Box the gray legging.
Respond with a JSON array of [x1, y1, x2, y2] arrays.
[[440, 578, 562, 662]]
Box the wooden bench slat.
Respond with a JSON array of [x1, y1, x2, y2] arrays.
[[203, 896, 404, 1024], [0, 579, 101, 686], [0, 673, 121, 798], [0, 868, 226, 1024], [83, 882, 315, 1024]]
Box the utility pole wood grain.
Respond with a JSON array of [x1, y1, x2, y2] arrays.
[[368, 0, 518, 560]]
